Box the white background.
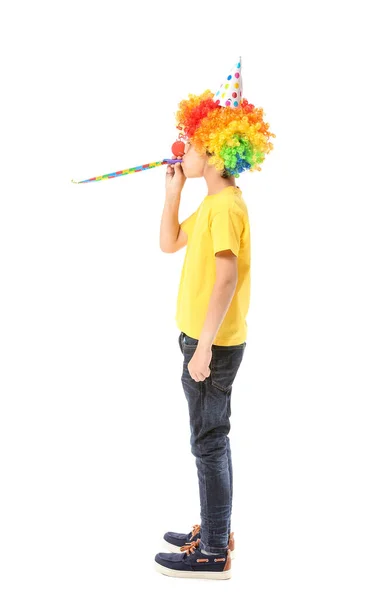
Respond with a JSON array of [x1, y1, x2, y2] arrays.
[[1, 1, 391, 598]]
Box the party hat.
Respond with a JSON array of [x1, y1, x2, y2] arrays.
[[213, 56, 243, 108]]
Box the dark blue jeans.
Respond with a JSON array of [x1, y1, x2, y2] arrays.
[[178, 331, 246, 553]]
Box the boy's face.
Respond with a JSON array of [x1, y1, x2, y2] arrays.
[[181, 141, 207, 179]]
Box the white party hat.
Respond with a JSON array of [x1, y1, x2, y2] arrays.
[[213, 56, 243, 108]]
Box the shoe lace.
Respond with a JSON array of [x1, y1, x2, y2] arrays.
[[179, 524, 200, 552], [180, 537, 201, 555], [190, 523, 200, 540]]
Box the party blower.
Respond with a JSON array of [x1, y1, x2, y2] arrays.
[[71, 141, 185, 184]]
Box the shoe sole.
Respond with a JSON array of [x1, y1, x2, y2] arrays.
[[163, 540, 236, 559], [155, 561, 232, 579]]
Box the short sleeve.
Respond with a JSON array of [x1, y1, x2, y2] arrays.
[[180, 210, 197, 236], [210, 208, 244, 257]]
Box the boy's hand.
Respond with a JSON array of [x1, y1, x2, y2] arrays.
[[188, 345, 212, 383], [165, 154, 186, 197]]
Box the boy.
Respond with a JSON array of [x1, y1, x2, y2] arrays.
[[154, 57, 275, 579]]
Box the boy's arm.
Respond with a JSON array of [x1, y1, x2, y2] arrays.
[[159, 191, 182, 253], [198, 207, 243, 348], [160, 219, 188, 253], [160, 153, 187, 252], [160, 201, 195, 253], [198, 251, 238, 349], [172, 227, 189, 252]]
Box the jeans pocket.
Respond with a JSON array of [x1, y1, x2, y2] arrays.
[[182, 342, 198, 369], [178, 332, 184, 354], [183, 333, 198, 348], [210, 344, 245, 392], [181, 335, 198, 371]]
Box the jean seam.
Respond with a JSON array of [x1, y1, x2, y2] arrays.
[[199, 378, 209, 553]]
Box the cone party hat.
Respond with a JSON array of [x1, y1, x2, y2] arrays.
[[213, 56, 243, 108]]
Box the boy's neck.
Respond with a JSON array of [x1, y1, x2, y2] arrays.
[[205, 176, 238, 197]]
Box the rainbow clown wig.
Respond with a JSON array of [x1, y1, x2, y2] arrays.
[[174, 58, 276, 179]]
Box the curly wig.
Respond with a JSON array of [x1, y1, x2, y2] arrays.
[[175, 89, 275, 178]]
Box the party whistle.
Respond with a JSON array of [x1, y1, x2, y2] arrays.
[[71, 158, 184, 184], [71, 141, 185, 184]]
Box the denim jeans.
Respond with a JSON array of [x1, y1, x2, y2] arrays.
[[178, 330, 246, 553]]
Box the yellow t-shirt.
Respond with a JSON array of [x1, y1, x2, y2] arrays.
[[175, 185, 251, 346]]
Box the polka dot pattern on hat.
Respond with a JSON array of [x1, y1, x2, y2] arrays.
[[213, 56, 243, 109]]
